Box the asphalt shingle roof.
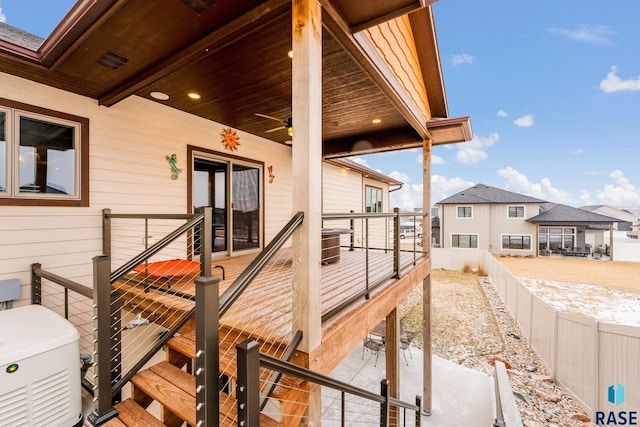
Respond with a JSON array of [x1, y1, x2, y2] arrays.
[[0, 22, 43, 51], [528, 203, 618, 224], [437, 183, 546, 205]]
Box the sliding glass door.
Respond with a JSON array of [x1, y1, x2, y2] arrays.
[[193, 155, 262, 256]]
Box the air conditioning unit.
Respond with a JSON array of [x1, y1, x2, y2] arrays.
[[0, 305, 83, 427]]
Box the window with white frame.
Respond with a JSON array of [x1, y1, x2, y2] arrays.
[[365, 185, 383, 213], [502, 235, 531, 250], [451, 234, 478, 248], [0, 99, 88, 206], [508, 205, 525, 218], [457, 206, 472, 218]]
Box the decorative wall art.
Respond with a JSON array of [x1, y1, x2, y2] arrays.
[[220, 127, 240, 151], [268, 165, 275, 183], [165, 154, 181, 180]]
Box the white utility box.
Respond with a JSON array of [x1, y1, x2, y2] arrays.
[[0, 305, 83, 427]]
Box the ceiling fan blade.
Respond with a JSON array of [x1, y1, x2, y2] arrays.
[[255, 113, 285, 122], [265, 125, 286, 133]]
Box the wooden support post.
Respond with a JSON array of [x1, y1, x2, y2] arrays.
[[292, 0, 323, 423], [385, 309, 400, 425], [422, 139, 433, 415]]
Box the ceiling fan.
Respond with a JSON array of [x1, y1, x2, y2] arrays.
[[255, 113, 338, 144]]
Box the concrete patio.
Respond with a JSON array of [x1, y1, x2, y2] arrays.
[[322, 343, 496, 426]]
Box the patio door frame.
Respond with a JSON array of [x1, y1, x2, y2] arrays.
[[187, 145, 264, 259]]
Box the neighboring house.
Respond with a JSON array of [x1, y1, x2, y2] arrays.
[[0, 2, 472, 426], [436, 184, 619, 258], [580, 205, 637, 233]]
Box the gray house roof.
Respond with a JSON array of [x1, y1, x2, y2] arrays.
[[0, 22, 43, 51], [437, 183, 546, 205], [528, 203, 618, 224]]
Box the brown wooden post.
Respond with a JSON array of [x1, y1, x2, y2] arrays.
[[422, 139, 433, 415], [292, 0, 323, 423], [385, 309, 400, 424]]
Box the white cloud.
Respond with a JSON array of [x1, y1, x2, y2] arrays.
[[0, 3, 5, 23], [389, 174, 474, 210], [547, 25, 615, 45], [594, 170, 640, 205], [497, 110, 508, 118], [415, 154, 445, 165], [496, 167, 571, 203], [455, 132, 499, 164], [514, 114, 534, 127], [388, 171, 410, 183], [572, 149, 584, 155], [600, 66, 640, 93], [451, 53, 473, 66]]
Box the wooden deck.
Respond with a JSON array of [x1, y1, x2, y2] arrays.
[[115, 247, 428, 363]]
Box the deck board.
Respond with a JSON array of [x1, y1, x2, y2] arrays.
[[116, 248, 424, 346]]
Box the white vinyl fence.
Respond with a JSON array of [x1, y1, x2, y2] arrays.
[[432, 248, 640, 417]]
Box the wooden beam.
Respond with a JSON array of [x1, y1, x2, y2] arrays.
[[321, 1, 431, 139], [98, 0, 290, 106], [385, 308, 400, 425], [422, 138, 433, 415], [323, 126, 422, 158]]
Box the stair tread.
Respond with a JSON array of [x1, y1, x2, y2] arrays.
[[132, 369, 196, 426], [134, 362, 283, 426], [167, 332, 305, 400], [114, 398, 165, 427]]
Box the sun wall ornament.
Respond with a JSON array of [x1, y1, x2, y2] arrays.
[[165, 154, 181, 180], [220, 128, 240, 151]]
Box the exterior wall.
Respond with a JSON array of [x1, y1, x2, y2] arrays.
[[0, 71, 293, 306], [321, 163, 391, 249], [438, 202, 539, 256], [363, 15, 429, 122]]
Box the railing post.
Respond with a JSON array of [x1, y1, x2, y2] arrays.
[[394, 208, 401, 279], [195, 275, 219, 426], [198, 207, 213, 277], [415, 395, 422, 427], [380, 379, 390, 427], [87, 255, 119, 426], [102, 208, 111, 257], [237, 340, 261, 426], [30, 263, 41, 305], [349, 210, 354, 251], [365, 217, 370, 299]]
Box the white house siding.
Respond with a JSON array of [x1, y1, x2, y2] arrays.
[[438, 203, 539, 256], [0, 71, 293, 306], [321, 165, 392, 249]]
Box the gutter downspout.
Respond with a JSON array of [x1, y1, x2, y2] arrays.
[[389, 183, 403, 192]]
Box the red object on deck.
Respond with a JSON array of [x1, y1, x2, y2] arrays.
[[133, 259, 200, 278]]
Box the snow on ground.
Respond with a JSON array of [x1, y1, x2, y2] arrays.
[[520, 278, 640, 326]]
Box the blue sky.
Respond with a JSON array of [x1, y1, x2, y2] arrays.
[[1, 1, 639, 210]]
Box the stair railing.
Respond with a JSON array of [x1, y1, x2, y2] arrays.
[[237, 340, 423, 426]]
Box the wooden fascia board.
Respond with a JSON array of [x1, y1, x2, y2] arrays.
[[349, 4, 424, 33], [408, 7, 448, 118], [39, 0, 123, 68], [427, 116, 473, 145], [322, 126, 423, 158], [321, 1, 431, 140], [97, 0, 290, 107]]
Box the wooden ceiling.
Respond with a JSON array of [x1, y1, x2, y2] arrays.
[[0, 0, 468, 156]]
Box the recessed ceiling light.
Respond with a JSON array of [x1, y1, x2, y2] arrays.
[[150, 91, 169, 100], [288, 50, 293, 59], [372, 118, 382, 124], [188, 92, 201, 100]]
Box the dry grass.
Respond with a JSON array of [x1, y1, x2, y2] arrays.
[[496, 256, 640, 293]]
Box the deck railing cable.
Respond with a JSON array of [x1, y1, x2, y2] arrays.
[[320, 210, 427, 323]]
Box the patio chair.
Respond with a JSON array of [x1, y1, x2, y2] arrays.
[[362, 335, 385, 367], [400, 332, 415, 366]]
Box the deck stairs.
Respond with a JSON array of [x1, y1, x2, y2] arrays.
[[97, 311, 307, 427]]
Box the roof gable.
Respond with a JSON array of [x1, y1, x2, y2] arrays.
[[437, 183, 546, 205]]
